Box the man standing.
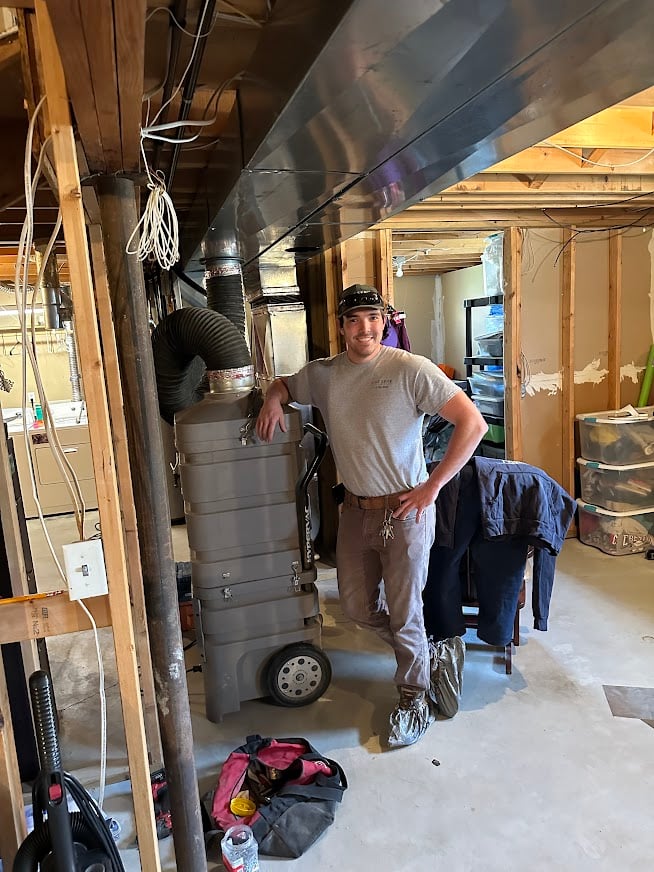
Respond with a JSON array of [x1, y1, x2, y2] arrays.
[[256, 283, 486, 747]]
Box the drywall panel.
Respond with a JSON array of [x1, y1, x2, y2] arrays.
[[521, 389, 563, 484], [621, 228, 653, 406], [441, 265, 484, 378], [574, 233, 609, 414], [392, 274, 435, 359], [520, 229, 563, 481]]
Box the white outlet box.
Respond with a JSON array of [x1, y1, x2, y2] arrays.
[[62, 539, 108, 600]]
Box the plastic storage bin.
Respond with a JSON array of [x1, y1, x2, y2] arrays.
[[577, 499, 654, 555], [577, 458, 654, 512], [474, 331, 503, 358], [576, 406, 654, 465], [468, 370, 504, 398], [485, 423, 505, 444], [472, 394, 504, 418]]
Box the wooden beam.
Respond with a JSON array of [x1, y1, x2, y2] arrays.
[[561, 228, 576, 496], [375, 207, 654, 231], [503, 227, 523, 461], [485, 146, 654, 175], [44, 0, 146, 173], [0, 592, 111, 644], [88, 223, 162, 769], [548, 106, 654, 149], [0, 660, 25, 870], [114, 0, 147, 171], [608, 231, 623, 409], [33, 3, 161, 867], [443, 173, 654, 197]]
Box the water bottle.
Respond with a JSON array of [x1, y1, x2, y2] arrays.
[[221, 823, 260, 872]]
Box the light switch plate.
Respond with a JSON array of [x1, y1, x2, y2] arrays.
[[62, 539, 108, 600]]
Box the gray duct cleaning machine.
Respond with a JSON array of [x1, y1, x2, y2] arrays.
[[175, 383, 330, 723]]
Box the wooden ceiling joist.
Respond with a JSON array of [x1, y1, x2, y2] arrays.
[[42, 0, 146, 174]]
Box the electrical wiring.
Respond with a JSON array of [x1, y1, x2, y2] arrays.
[[149, 1, 213, 130], [15, 96, 109, 815], [219, 0, 264, 27], [16, 204, 87, 542], [76, 598, 107, 811], [146, 3, 220, 38], [542, 140, 654, 169], [126, 141, 179, 268]]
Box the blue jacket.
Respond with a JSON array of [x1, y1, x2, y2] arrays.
[[472, 458, 575, 629], [435, 458, 575, 631]]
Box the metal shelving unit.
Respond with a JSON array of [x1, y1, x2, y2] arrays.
[[463, 293, 504, 377]]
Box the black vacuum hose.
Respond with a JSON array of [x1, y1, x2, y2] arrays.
[[152, 307, 251, 423], [13, 812, 100, 871]]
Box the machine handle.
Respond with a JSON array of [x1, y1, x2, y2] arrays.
[[297, 423, 329, 571]]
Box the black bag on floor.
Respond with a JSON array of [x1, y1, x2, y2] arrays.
[[211, 734, 347, 858]]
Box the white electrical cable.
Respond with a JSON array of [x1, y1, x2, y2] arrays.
[[76, 599, 107, 810], [125, 141, 180, 268], [542, 140, 654, 169]]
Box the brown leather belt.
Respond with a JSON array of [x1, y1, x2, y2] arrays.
[[343, 489, 407, 510]]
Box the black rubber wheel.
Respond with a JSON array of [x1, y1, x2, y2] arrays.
[[265, 643, 332, 707]]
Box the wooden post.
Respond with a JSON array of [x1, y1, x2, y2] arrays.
[[375, 228, 394, 306], [561, 228, 576, 496], [33, 3, 160, 868], [608, 231, 623, 409], [0, 658, 26, 868], [88, 224, 163, 771], [503, 227, 523, 460], [325, 244, 346, 356], [95, 175, 206, 872]]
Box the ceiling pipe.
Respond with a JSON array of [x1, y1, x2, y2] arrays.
[[167, 0, 217, 188]]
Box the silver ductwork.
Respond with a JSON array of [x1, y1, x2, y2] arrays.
[[182, 0, 654, 272], [244, 262, 309, 385]]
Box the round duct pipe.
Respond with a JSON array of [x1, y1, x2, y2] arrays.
[[204, 257, 247, 339], [152, 306, 251, 424]]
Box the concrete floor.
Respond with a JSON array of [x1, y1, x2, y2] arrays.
[[22, 512, 654, 871]]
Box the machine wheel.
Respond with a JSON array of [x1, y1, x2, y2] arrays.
[[265, 644, 331, 707]]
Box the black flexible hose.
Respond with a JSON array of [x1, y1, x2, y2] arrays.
[[205, 271, 247, 338], [13, 812, 100, 871], [151, 307, 251, 423]]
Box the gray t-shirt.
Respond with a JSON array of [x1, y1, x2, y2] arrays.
[[286, 345, 460, 496]]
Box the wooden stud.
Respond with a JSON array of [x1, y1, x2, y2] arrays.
[[0, 660, 25, 869], [561, 228, 576, 496], [503, 227, 523, 460], [88, 224, 163, 770], [324, 245, 345, 356], [375, 228, 394, 306], [33, 3, 160, 867], [608, 231, 623, 409]]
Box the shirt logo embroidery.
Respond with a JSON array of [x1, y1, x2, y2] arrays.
[[372, 378, 392, 389]]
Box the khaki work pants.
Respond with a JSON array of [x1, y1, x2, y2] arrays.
[[336, 502, 435, 690]]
